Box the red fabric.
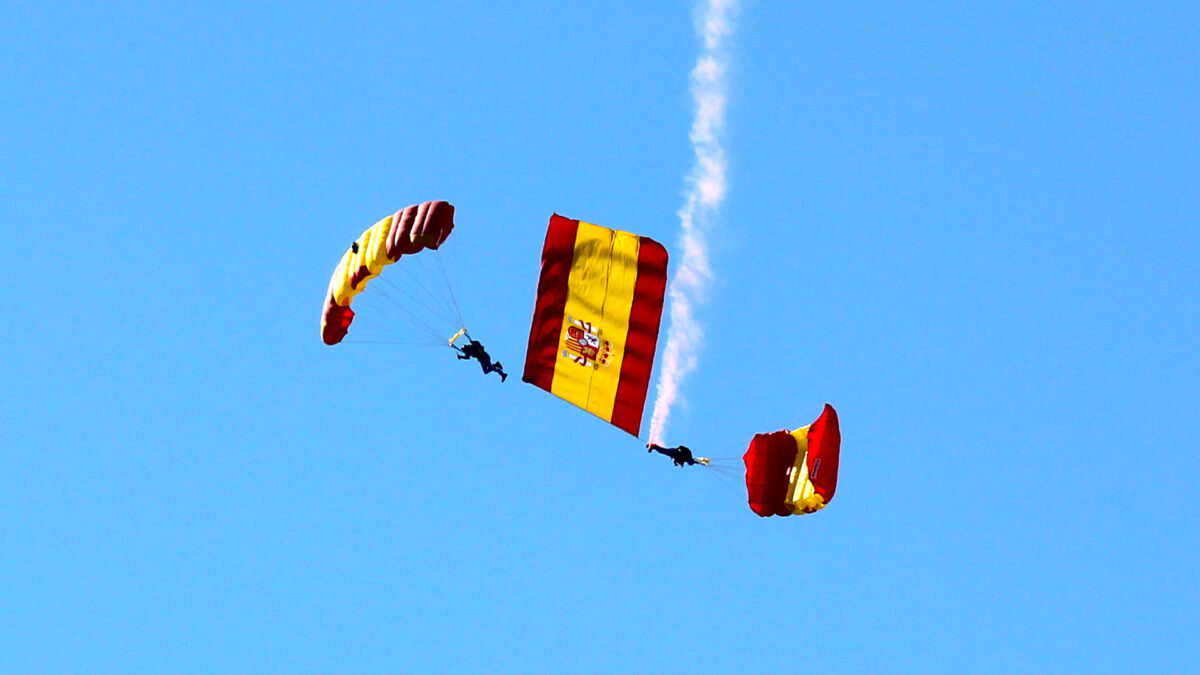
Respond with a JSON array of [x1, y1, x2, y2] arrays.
[[388, 204, 421, 257], [422, 200, 455, 249], [386, 200, 455, 259], [522, 214, 579, 391], [743, 430, 798, 517], [321, 297, 354, 345], [806, 404, 841, 502], [349, 264, 372, 291], [609, 237, 668, 437]]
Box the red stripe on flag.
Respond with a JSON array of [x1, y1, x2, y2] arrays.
[[609, 237, 668, 437], [522, 214, 579, 391]]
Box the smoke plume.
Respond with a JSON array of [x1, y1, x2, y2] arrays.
[[648, 0, 738, 443]]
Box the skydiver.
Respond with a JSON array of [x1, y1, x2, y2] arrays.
[[647, 442, 698, 467], [455, 338, 507, 382]]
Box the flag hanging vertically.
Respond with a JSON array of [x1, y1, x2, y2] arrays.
[[523, 214, 668, 437]]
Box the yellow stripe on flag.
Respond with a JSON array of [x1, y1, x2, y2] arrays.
[[549, 221, 641, 424]]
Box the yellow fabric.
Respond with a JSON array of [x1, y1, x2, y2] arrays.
[[549, 221, 640, 425], [362, 212, 394, 277], [329, 214, 395, 306], [786, 424, 828, 515]]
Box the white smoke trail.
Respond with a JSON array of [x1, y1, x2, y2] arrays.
[[648, 0, 739, 444]]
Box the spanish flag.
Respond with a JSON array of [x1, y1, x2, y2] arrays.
[[523, 214, 669, 437]]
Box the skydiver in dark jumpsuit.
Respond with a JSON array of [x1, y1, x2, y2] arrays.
[[455, 339, 507, 382], [647, 443, 698, 467]]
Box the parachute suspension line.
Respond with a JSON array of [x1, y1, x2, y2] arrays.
[[439, 233, 465, 329], [678, 445, 745, 498], [702, 463, 745, 500], [434, 247, 466, 331], [387, 260, 460, 327], [407, 254, 455, 313], [364, 278, 444, 340], [374, 273, 458, 330], [342, 340, 453, 347], [702, 461, 745, 475], [695, 447, 745, 498], [361, 277, 449, 345], [379, 269, 454, 325], [350, 314, 442, 347], [398, 251, 466, 343]]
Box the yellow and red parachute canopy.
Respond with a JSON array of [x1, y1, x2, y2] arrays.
[[320, 200, 455, 345], [523, 214, 668, 437], [743, 404, 841, 517]]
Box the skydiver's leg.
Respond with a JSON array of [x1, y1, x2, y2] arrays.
[[650, 445, 680, 462]]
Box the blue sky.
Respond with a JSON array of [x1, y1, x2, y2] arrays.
[[2, 1, 1197, 672]]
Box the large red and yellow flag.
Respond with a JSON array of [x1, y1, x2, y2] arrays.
[[523, 214, 668, 437]]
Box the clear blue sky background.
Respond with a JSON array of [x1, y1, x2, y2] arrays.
[[3, 2, 1197, 672]]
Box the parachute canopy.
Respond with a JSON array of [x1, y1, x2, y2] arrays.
[[320, 201, 455, 345], [523, 214, 668, 437], [743, 404, 841, 517]]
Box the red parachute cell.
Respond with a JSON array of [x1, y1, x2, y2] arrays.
[[743, 404, 841, 517]]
